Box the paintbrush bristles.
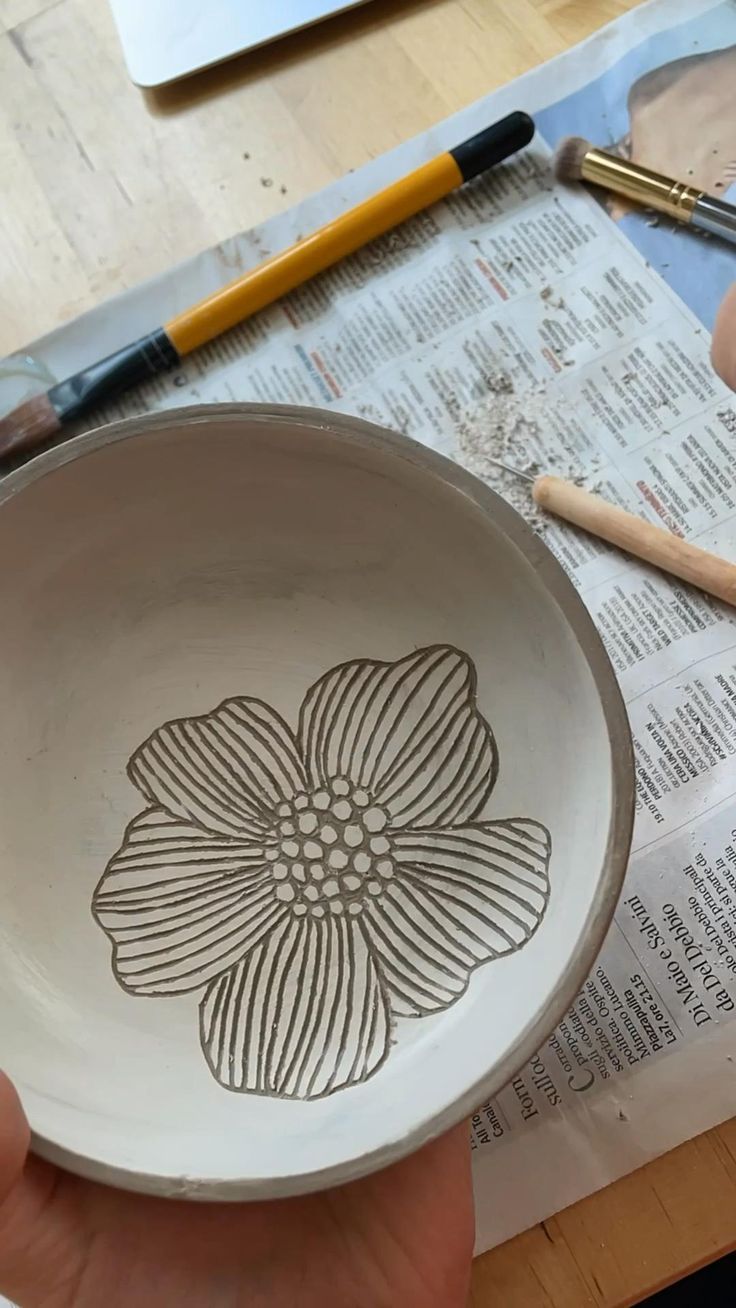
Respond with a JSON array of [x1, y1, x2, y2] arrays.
[[0, 394, 61, 461], [552, 136, 591, 182]]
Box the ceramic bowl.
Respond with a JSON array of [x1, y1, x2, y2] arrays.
[[0, 404, 633, 1199]]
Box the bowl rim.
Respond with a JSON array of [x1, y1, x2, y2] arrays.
[[1, 402, 635, 1199]]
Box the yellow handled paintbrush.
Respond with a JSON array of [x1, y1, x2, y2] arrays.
[[1, 111, 534, 461]]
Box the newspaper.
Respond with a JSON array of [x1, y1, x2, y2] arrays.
[[4, 0, 736, 1261]]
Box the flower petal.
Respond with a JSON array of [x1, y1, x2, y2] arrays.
[[129, 698, 307, 836], [298, 645, 497, 827], [199, 912, 391, 1098], [364, 819, 550, 1016], [93, 808, 287, 995]]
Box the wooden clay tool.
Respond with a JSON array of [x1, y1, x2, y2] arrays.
[[495, 463, 736, 608]]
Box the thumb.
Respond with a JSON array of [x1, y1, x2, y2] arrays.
[[0, 1075, 29, 1206], [0, 1074, 83, 1308], [712, 282, 736, 391]]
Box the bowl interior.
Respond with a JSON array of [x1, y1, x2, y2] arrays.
[[0, 408, 629, 1196]]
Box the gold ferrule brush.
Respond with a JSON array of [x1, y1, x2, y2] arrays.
[[554, 138, 736, 245], [579, 147, 700, 221]]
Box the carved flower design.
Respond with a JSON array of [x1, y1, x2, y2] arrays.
[[93, 646, 551, 1099]]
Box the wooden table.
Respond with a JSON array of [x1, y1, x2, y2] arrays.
[[2, 0, 736, 1302]]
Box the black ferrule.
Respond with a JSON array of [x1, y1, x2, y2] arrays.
[[450, 111, 535, 183], [48, 327, 180, 422]]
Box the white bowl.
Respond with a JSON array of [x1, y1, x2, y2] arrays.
[[0, 405, 633, 1199]]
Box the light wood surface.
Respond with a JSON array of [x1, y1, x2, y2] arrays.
[[2, 0, 735, 1304]]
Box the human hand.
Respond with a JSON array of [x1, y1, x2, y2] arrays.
[[0, 1074, 473, 1308], [712, 283, 736, 390]]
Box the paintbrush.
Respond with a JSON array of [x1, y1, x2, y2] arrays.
[[0, 111, 534, 461], [491, 459, 736, 608], [553, 136, 736, 245]]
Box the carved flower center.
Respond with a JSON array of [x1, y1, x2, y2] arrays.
[[265, 779, 394, 918]]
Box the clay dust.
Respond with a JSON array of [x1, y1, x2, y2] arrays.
[[455, 373, 600, 533]]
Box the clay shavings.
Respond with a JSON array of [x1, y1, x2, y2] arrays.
[[455, 373, 601, 533]]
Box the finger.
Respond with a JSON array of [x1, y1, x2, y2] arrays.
[[329, 1120, 474, 1308], [712, 282, 736, 391], [0, 1073, 30, 1205], [0, 1077, 87, 1308]]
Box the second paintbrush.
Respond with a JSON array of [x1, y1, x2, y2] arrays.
[[554, 136, 736, 245], [0, 111, 534, 462]]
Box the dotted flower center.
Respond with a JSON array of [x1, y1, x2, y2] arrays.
[[265, 779, 394, 919]]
